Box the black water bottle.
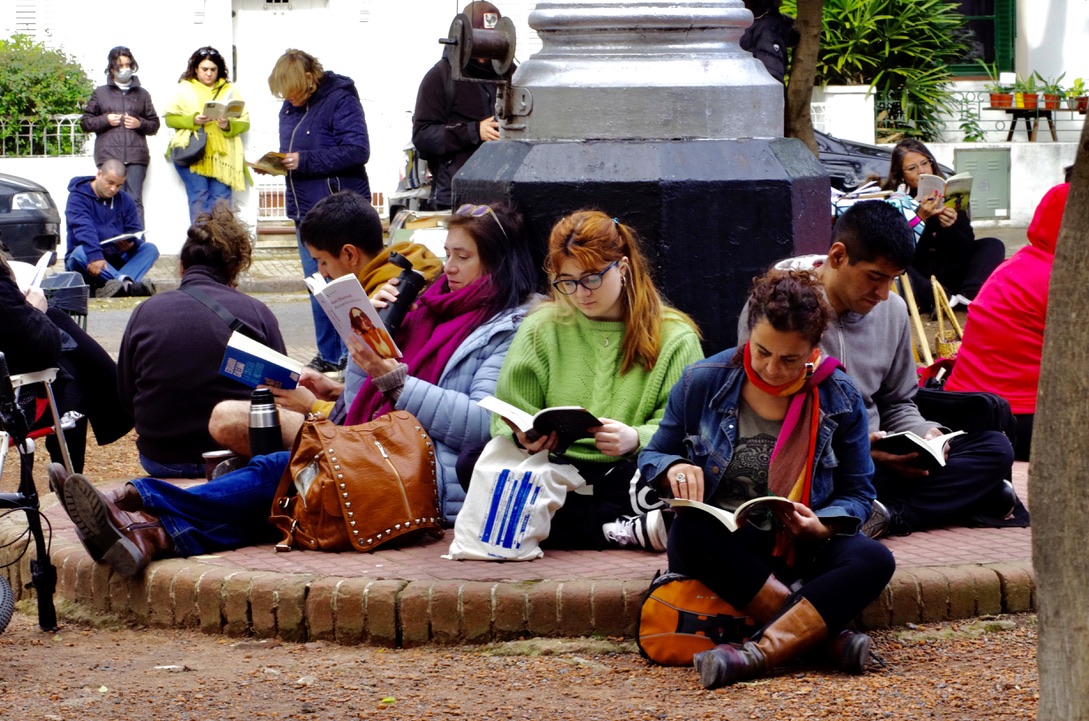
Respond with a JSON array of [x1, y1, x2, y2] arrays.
[[248, 387, 281, 458]]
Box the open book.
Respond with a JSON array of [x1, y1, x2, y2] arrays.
[[101, 231, 144, 247], [304, 273, 401, 359], [202, 99, 245, 120], [11, 251, 53, 294], [219, 331, 302, 390], [247, 152, 287, 176], [477, 395, 602, 454], [872, 429, 965, 470], [917, 172, 972, 213], [669, 496, 797, 533]]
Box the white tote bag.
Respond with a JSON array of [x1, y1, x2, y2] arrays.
[[446, 436, 586, 561]]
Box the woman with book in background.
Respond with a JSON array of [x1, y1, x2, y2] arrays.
[[267, 48, 371, 377], [80, 46, 160, 223], [881, 138, 1004, 312], [639, 269, 894, 688], [51, 202, 539, 576], [485, 210, 704, 552], [164, 46, 252, 223], [114, 201, 285, 479]]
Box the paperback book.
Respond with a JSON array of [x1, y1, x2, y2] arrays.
[[304, 273, 401, 359], [219, 331, 303, 390]]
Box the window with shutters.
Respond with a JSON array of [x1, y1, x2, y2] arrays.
[[950, 0, 1015, 75]]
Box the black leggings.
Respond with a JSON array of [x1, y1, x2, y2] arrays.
[[667, 509, 895, 631]]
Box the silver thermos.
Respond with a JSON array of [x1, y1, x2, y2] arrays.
[[248, 387, 281, 458]]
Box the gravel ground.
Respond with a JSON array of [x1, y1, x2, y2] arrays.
[[0, 610, 1038, 720]]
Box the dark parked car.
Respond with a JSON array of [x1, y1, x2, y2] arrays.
[[0, 172, 61, 265], [815, 130, 952, 191]]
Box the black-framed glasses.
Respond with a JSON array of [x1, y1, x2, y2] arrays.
[[552, 259, 619, 295], [455, 203, 509, 244]]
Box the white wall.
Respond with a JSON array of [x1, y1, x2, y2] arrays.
[[1018, 0, 1089, 85], [2, 0, 544, 255]]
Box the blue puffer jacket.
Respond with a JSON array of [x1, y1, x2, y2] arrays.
[[279, 71, 370, 220], [639, 348, 875, 530], [343, 300, 534, 525]]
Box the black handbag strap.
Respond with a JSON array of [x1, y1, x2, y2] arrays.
[[179, 284, 259, 339]]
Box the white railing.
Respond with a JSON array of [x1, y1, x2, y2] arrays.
[[0, 114, 90, 158]]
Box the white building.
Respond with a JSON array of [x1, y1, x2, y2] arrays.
[[3, 0, 1086, 249]]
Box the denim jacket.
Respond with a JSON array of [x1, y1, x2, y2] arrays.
[[639, 348, 875, 531]]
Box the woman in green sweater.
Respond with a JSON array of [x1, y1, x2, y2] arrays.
[[490, 210, 704, 551]]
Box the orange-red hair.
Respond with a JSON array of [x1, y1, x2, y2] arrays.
[[546, 210, 699, 374]]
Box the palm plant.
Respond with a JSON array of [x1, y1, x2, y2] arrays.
[[781, 0, 970, 141]]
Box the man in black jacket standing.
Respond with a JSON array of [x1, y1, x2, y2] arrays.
[[412, 2, 503, 210]]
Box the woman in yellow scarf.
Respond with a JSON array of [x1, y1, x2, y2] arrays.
[[165, 47, 252, 222]]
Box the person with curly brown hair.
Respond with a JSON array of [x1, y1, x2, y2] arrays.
[[642, 268, 894, 688], [116, 202, 285, 478]]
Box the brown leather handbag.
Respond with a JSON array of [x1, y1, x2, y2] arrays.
[[268, 411, 444, 552]]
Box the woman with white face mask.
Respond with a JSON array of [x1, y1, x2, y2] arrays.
[[80, 46, 160, 222]]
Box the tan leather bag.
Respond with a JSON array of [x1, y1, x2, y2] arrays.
[[268, 412, 444, 552]]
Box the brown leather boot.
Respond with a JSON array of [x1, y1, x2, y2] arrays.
[[742, 576, 872, 675], [63, 473, 173, 578], [104, 482, 144, 512], [694, 596, 828, 689]]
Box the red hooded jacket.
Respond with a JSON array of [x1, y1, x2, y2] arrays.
[[946, 183, 1070, 413]]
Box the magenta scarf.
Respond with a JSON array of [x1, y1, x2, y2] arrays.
[[345, 276, 497, 424]]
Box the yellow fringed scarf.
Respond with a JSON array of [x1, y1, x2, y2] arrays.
[[165, 79, 251, 191]]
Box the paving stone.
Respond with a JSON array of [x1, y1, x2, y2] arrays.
[[430, 581, 466, 644], [365, 580, 405, 647], [886, 572, 922, 627], [910, 568, 951, 623], [591, 581, 627, 637], [276, 576, 312, 643], [400, 582, 433, 647], [492, 583, 529, 640], [986, 561, 1035, 613], [195, 567, 233, 635], [460, 582, 495, 643], [306, 577, 340, 641], [334, 578, 369, 645], [527, 582, 561, 637], [171, 565, 207, 629], [249, 574, 281, 638], [558, 581, 594, 638]]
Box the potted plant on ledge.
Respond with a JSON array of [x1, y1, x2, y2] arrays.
[[1014, 74, 1039, 109], [1035, 71, 1065, 110], [980, 60, 1013, 108], [1068, 78, 1088, 111]]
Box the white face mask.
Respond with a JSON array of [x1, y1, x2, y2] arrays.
[[114, 68, 134, 83]]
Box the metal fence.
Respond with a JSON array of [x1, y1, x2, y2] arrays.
[[875, 89, 1086, 143], [0, 114, 89, 157]]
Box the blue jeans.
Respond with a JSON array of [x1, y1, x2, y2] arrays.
[[66, 241, 160, 287], [138, 452, 205, 480], [297, 229, 345, 365], [132, 451, 289, 556], [174, 162, 233, 223]]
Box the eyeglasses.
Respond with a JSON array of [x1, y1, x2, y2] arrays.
[[454, 204, 509, 244], [903, 159, 932, 174], [552, 259, 620, 295]]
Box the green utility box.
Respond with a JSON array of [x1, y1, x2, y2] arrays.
[[954, 147, 1011, 220]]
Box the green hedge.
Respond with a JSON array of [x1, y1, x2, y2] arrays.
[[0, 34, 93, 156]]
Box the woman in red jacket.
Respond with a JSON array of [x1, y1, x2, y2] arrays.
[[946, 183, 1070, 461]]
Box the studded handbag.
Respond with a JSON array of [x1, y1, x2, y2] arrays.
[[268, 412, 444, 553]]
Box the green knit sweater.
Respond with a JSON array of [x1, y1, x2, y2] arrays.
[[491, 304, 704, 463]]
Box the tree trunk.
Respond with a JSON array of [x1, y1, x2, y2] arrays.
[[784, 0, 822, 154], [1032, 124, 1089, 719]]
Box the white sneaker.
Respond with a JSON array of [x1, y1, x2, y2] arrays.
[[602, 509, 668, 552], [949, 293, 972, 308]]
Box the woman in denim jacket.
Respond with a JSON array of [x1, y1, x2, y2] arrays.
[[639, 269, 894, 689]]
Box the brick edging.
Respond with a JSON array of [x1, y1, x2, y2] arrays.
[[0, 530, 1035, 645]]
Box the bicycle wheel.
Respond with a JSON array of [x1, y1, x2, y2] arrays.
[[0, 574, 13, 634]]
